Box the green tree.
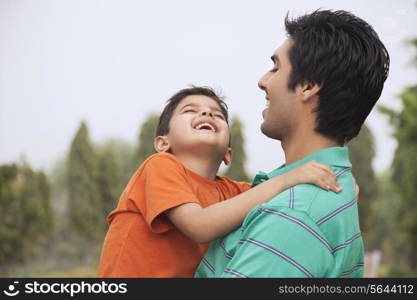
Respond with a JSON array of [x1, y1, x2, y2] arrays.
[[347, 124, 378, 250], [0, 164, 21, 273], [96, 138, 135, 195], [131, 114, 159, 171], [48, 157, 69, 220], [224, 116, 251, 182], [0, 163, 53, 275], [67, 121, 103, 242], [96, 147, 120, 217], [378, 37, 417, 274], [373, 171, 406, 275], [19, 167, 53, 256]]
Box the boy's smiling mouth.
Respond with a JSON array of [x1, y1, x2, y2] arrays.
[[192, 120, 217, 133]]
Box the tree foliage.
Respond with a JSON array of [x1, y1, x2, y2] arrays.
[[67, 121, 104, 241], [378, 38, 417, 273], [224, 116, 251, 182], [347, 124, 378, 249], [97, 138, 135, 194], [96, 147, 120, 218], [131, 114, 158, 172], [0, 163, 53, 274]]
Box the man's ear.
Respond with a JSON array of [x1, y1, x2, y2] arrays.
[[223, 148, 233, 166], [154, 136, 170, 153], [297, 81, 321, 102]]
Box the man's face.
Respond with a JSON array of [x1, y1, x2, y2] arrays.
[[258, 38, 300, 141], [166, 95, 230, 157]]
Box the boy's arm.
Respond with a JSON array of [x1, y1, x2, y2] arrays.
[[166, 161, 341, 243]]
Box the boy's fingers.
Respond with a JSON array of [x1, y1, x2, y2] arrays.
[[309, 164, 341, 192], [331, 185, 343, 193], [325, 177, 342, 193], [318, 176, 333, 190], [314, 161, 333, 173], [317, 180, 330, 190], [322, 179, 341, 192]]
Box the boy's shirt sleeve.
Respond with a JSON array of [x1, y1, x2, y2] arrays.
[[220, 178, 251, 197], [219, 206, 335, 278], [237, 181, 252, 193], [128, 154, 200, 234]]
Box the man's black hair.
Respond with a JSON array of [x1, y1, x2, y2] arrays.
[[285, 10, 390, 143]]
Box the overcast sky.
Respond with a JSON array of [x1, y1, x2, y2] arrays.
[[1, 0, 417, 176]]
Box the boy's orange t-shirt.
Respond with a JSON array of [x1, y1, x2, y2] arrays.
[[97, 152, 250, 278]]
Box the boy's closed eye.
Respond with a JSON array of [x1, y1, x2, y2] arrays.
[[183, 109, 225, 120]]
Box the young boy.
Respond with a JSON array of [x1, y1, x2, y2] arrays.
[[97, 86, 341, 277]]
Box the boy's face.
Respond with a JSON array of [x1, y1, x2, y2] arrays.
[[160, 95, 230, 159]]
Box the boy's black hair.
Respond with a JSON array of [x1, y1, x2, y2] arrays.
[[285, 10, 390, 143], [156, 86, 229, 137]]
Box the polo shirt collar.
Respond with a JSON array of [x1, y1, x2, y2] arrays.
[[253, 147, 351, 186]]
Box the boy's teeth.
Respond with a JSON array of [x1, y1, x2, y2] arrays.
[[266, 100, 270, 107], [195, 122, 215, 132]]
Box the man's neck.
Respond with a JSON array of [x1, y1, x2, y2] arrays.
[[173, 152, 221, 180], [282, 131, 342, 166]]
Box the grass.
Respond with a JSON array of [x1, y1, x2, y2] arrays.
[[6, 265, 98, 278]]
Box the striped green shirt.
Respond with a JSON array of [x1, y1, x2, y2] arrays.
[[195, 147, 364, 278]]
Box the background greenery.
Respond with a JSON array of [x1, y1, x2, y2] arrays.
[[1, 39, 417, 279]]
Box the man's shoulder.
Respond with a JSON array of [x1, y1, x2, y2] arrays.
[[266, 166, 355, 217], [252, 166, 359, 243]]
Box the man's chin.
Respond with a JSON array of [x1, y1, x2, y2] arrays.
[[260, 123, 282, 141], [260, 122, 270, 137], [262, 108, 267, 119]]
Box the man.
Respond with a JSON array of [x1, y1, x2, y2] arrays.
[[195, 10, 389, 277]]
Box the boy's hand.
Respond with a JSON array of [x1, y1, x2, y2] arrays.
[[282, 160, 342, 193]]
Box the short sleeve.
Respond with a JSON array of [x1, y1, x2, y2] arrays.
[[220, 206, 335, 278], [216, 177, 251, 199], [235, 181, 251, 193], [129, 153, 200, 234]]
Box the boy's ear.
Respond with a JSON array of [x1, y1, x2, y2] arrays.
[[154, 136, 170, 153], [297, 81, 321, 102], [223, 148, 233, 166]]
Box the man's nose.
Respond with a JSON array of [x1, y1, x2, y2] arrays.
[[258, 72, 269, 91]]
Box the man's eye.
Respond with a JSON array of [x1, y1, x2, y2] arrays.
[[184, 109, 196, 113], [269, 67, 279, 72]]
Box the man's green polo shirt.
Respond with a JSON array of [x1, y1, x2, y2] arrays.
[[195, 147, 364, 278]]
